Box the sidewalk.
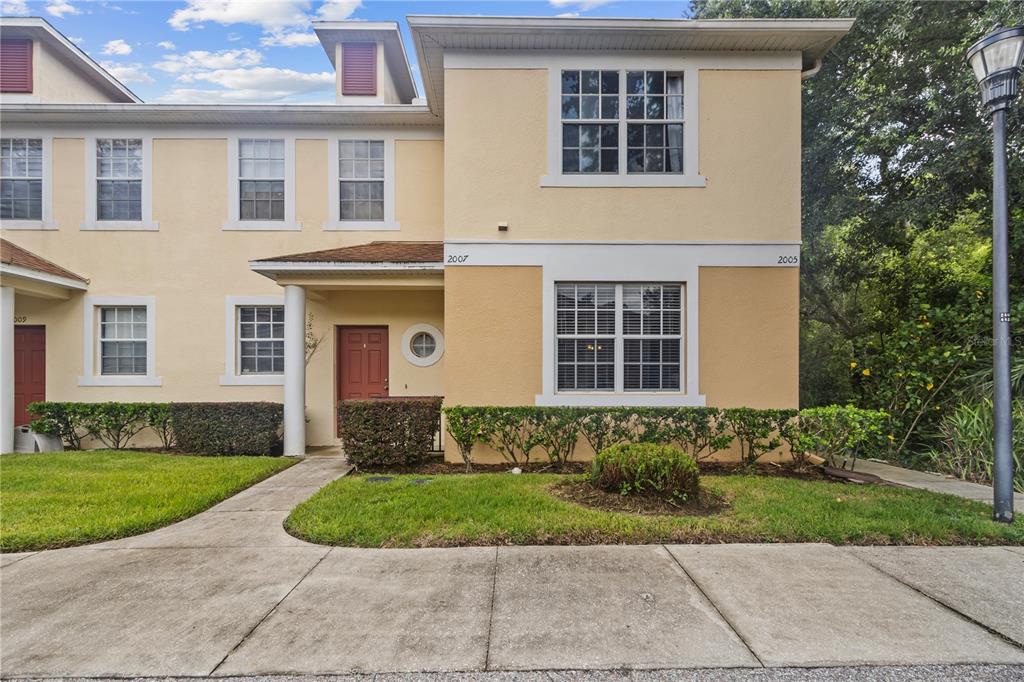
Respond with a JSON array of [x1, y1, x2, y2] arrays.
[[855, 458, 1024, 513], [1, 458, 1023, 678]]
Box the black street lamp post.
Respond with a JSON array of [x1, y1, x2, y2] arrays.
[[966, 25, 1024, 523]]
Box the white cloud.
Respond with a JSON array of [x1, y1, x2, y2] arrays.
[[102, 39, 133, 56], [155, 48, 262, 75], [101, 61, 154, 84], [157, 66, 333, 103], [260, 31, 320, 48], [157, 40, 177, 50], [316, 0, 360, 21], [45, 0, 81, 17], [168, 0, 312, 32], [1, 0, 30, 16], [226, 32, 242, 41], [548, 0, 615, 10]]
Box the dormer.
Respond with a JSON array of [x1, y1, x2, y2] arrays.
[[0, 16, 139, 103], [313, 21, 418, 105]]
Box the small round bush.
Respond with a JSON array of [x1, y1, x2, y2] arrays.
[[590, 443, 700, 503]]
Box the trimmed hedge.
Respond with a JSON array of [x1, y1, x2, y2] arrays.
[[171, 402, 283, 456], [591, 443, 700, 502], [442, 405, 888, 466], [339, 397, 442, 468], [28, 401, 282, 455]]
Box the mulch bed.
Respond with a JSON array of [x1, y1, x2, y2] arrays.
[[549, 479, 730, 517]]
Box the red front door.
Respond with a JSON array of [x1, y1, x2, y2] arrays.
[[14, 326, 45, 427], [337, 326, 389, 400]]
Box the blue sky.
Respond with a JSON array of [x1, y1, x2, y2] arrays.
[[3, 1, 692, 103]]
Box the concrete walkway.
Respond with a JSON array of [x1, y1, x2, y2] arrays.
[[2, 457, 1023, 678], [855, 459, 1024, 513]]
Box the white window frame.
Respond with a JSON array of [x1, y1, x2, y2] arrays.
[[0, 136, 54, 230], [82, 136, 157, 231], [220, 295, 286, 386], [325, 134, 399, 231], [223, 136, 298, 231], [400, 323, 444, 367], [541, 57, 704, 188], [79, 295, 161, 386]]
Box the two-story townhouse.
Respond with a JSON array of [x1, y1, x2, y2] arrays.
[[0, 15, 853, 459]]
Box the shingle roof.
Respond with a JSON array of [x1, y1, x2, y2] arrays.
[[259, 241, 443, 264], [1, 239, 88, 284]]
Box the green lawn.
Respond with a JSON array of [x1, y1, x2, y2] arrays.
[[285, 473, 1024, 547], [1, 450, 294, 552]]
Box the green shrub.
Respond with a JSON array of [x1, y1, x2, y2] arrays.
[[486, 406, 544, 465], [800, 405, 889, 468], [663, 407, 734, 461], [146, 402, 175, 450], [81, 402, 151, 449], [533, 407, 585, 468], [722, 408, 788, 467], [930, 399, 1024, 493], [339, 398, 442, 468], [590, 443, 700, 502], [171, 402, 283, 456], [28, 402, 91, 449], [442, 406, 493, 472], [578, 408, 631, 454]]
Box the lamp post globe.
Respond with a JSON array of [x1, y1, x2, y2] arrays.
[[967, 24, 1023, 524]]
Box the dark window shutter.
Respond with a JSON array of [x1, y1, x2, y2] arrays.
[[341, 42, 376, 96], [0, 39, 33, 93]]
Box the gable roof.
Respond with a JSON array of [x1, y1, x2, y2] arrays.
[[0, 16, 140, 103], [408, 15, 855, 117], [1, 238, 88, 287], [313, 21, 418, 103]]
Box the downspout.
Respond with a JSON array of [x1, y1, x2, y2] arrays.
[[801, 57, 824, 80]]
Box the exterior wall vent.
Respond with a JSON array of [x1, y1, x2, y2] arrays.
[[341, 42, 377, 96], [0, 39, 33, 93]]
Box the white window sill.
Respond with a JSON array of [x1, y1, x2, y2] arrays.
[[81, 220, 159, 231], [1, 220, 56, 230], [536, 392, 707, 407], [78, 375, 163, 387], [219, 374, 285, 386], [324, 220, 400, 231], [539, 174, 708, 188], [222, 220, 301, 232]]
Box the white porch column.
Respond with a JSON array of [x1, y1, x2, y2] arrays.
[[1, 286, 15, 453], [283, 284, 306, 457]]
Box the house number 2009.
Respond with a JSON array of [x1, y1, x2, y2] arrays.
[[777, 255, 799, 264], [446, 254, 469, 263]]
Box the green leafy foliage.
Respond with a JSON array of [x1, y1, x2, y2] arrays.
[[532, 407, 585, 468], [591, 443, 701, 503], [28, 401, 92, 449], [931, 399, 1024, 493], [441, 406, 494, 472], [722, 408, 789, 467], [800, 405, 889, 468], [146, 402, 175, 450], [170, 402, 283, 456], [339, 398, 442, 468]]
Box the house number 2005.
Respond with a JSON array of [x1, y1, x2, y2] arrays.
[[777, 255, 799, 264], [446, 254, 469, 263]]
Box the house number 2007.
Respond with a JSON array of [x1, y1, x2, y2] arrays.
[[446, 254, 469, 263], [777, 255, 799, 264]]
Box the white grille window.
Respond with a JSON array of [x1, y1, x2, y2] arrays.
[[239, 139, 285, 221], [96, 139, 142, 221], [99, 306, 147, 375], [339, 140, 384, 221], [626, 71, 684, 174], [238, 305, 284, 374], [560, 70, 619, 174], [556, 283, 683, 393], [0, 138, 42, 220]]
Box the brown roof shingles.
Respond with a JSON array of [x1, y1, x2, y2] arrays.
[[1, 238, 88, 284], [258, 241, 443, 264]]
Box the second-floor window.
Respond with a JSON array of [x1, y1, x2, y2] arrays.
[[561, 70, 619, 174], [339, 139, 384, 221], [96, 138, 142, 221], [239, 139, 285, 221], [0, 137, 42, 220], [626, 71, 684, 174]]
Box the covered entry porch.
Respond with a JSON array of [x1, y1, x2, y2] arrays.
[[249, 241, 444, 455]]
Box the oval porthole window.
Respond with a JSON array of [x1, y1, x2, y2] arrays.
[[410, 331, 436, 358], [401, 324, 444, 367]]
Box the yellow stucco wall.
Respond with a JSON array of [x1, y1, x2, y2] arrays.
[[698, 266, 800, 409], [6, 134, 445, 447], [443, 68, 801, 242], [26, 39, 122, 103]]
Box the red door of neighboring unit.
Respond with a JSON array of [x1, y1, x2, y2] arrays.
[[14, 326, 45, 427], [338, 326, 389, 400]]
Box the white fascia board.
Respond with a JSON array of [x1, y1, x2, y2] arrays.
[[0, 17, 141, 103], [0, 263, 88, 291], [249, 261, 443, 273], [406, 15, 855, 33]]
